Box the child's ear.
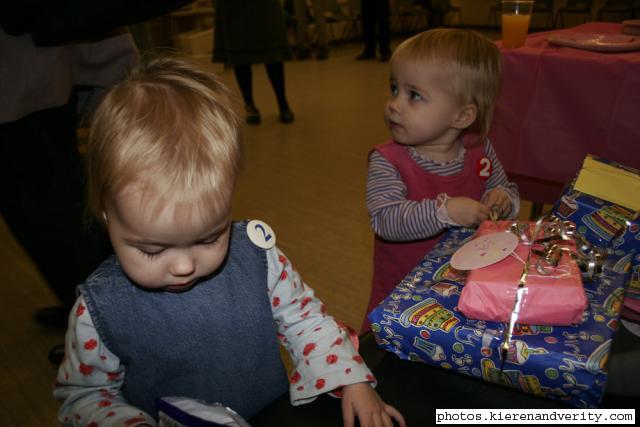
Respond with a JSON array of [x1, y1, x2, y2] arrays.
[[452, 104, 477, 130]]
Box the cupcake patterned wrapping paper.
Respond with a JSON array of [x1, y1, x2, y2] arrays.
[[368, 225, 635, 408], [553, 158, 640, 324], [554, 156, 639, 255]]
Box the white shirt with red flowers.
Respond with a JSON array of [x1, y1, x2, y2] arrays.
[[54, 246, 375, 427]]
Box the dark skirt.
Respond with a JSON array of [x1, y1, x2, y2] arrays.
[[212, 0, 293, 66]]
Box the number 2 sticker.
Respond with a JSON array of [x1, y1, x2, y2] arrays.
[[247, 220, 276, 249], [476, 157, 492, 180]]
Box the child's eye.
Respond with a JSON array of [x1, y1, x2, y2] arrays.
[[199, 237, 219, 245], [390, 84, 398, 96], [138, 248, 164, 259], [409, 91, 423, 101]]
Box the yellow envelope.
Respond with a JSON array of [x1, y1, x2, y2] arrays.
[[573, 155, 640, 211]]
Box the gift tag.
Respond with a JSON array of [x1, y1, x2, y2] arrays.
[[450, 232, 518, 270], [247, 220, 276, 249]]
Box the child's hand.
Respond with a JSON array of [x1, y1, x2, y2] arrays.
[[481, 189, 512, 219], [341, 382, 406, 427], [446, 196, 490, 227]]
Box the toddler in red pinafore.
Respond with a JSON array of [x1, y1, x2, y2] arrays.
[[362, 29, 521, 332]]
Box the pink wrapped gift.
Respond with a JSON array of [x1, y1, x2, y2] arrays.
[[457, 221, 587, 326]]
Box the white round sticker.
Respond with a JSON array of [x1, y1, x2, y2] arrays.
[[450, 232, 518, 270], [247, 220, 276, 249]]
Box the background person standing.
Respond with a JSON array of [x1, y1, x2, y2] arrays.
[[357, 0, 391, 62], [213, 0, 295, 124]]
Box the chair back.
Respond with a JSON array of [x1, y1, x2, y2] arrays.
[[346, 0, 361, 16], [602, 0, 637, 9], [391, 0, 411, 10], [533, 0, 554, 12], [564, 0, 593, 9], [431, 0, 455, 11], [324, 0, 351, 19]]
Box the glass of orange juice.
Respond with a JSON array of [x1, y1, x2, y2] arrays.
[[501, 1, 535, 48]]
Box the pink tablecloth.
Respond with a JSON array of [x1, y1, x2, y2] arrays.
[[489, 23, 640, 204]]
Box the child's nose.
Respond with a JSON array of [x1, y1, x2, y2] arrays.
[[388, 97, 401, 113], [169, 253, 196, 277]]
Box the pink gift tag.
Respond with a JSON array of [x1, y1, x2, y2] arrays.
[[450, 232, 519, 271]]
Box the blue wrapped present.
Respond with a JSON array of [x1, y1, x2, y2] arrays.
[[553, 156, 640, 256], [553, 157, 640, 320], [368, 227, 634, 408]]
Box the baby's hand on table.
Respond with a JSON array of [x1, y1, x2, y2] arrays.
[[446, 197, 490, 227], [341, 382, 406, 427], [481, 188, 511, 219]]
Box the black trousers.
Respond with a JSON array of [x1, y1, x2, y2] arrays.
[[0, 92, 112, 307], [360, 0, 390, 55]]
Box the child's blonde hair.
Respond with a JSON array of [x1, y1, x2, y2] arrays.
[[86, 55, 242, 226], [392, 29, 502, 137]]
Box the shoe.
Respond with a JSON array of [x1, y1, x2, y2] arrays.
[[379, 52, 391, 62], [316, 46, 329, 60], [34, 305, 70, 328], [356, 51, 376, 60], [48, 344, 65, 365], [279, 107, 295, 124], [297, 48, 311, 60], [246, 105, 261, 125]]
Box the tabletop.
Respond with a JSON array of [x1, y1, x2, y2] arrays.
[[250, 333, 636, 426], [489, 22, 640, 205]]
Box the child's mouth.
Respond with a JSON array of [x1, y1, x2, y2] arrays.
[[166, 279, 196, 292]]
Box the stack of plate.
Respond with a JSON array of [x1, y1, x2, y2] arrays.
[[547, 32, 640, 52], [622, 20, 640, 36]]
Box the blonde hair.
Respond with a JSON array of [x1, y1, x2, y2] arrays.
[[392, 29, 502, 137], [86, 55, 242, 226]]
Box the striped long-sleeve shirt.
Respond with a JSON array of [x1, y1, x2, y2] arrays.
[[366, 139, 520, 242]]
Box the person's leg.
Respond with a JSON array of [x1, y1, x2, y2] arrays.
[[311, 0, 330, 59], [264, 62, 294, 123], [293, 0, 312, 59], [376, 0, 391, 60], [233, 64, 260, 124], [233, 64, 255, 107], [0, 91, 111, 314], [357, 0, 376, 59]]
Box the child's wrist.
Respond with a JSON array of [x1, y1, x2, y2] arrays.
[[436, 193, 458, 226]]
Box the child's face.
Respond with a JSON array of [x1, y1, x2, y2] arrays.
[[385, 59, 466, 149], [105, 183, 231, 292]]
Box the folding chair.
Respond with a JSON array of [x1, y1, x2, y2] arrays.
[[533, 0, 555, 29], [555, 0, 593, 28], [324, 0, 361, 40], [596, 0, 638, 22], [487, 0, 501, 28], [390, 0, 429, 32]]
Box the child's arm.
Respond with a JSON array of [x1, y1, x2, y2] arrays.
[[266, 247, 404, 426], [367, 151, 450, 241], [54, 297, 156, 427], [480, 139, 521, 219], [341, 382, 406, 427], [267, 247, 373, 401]]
